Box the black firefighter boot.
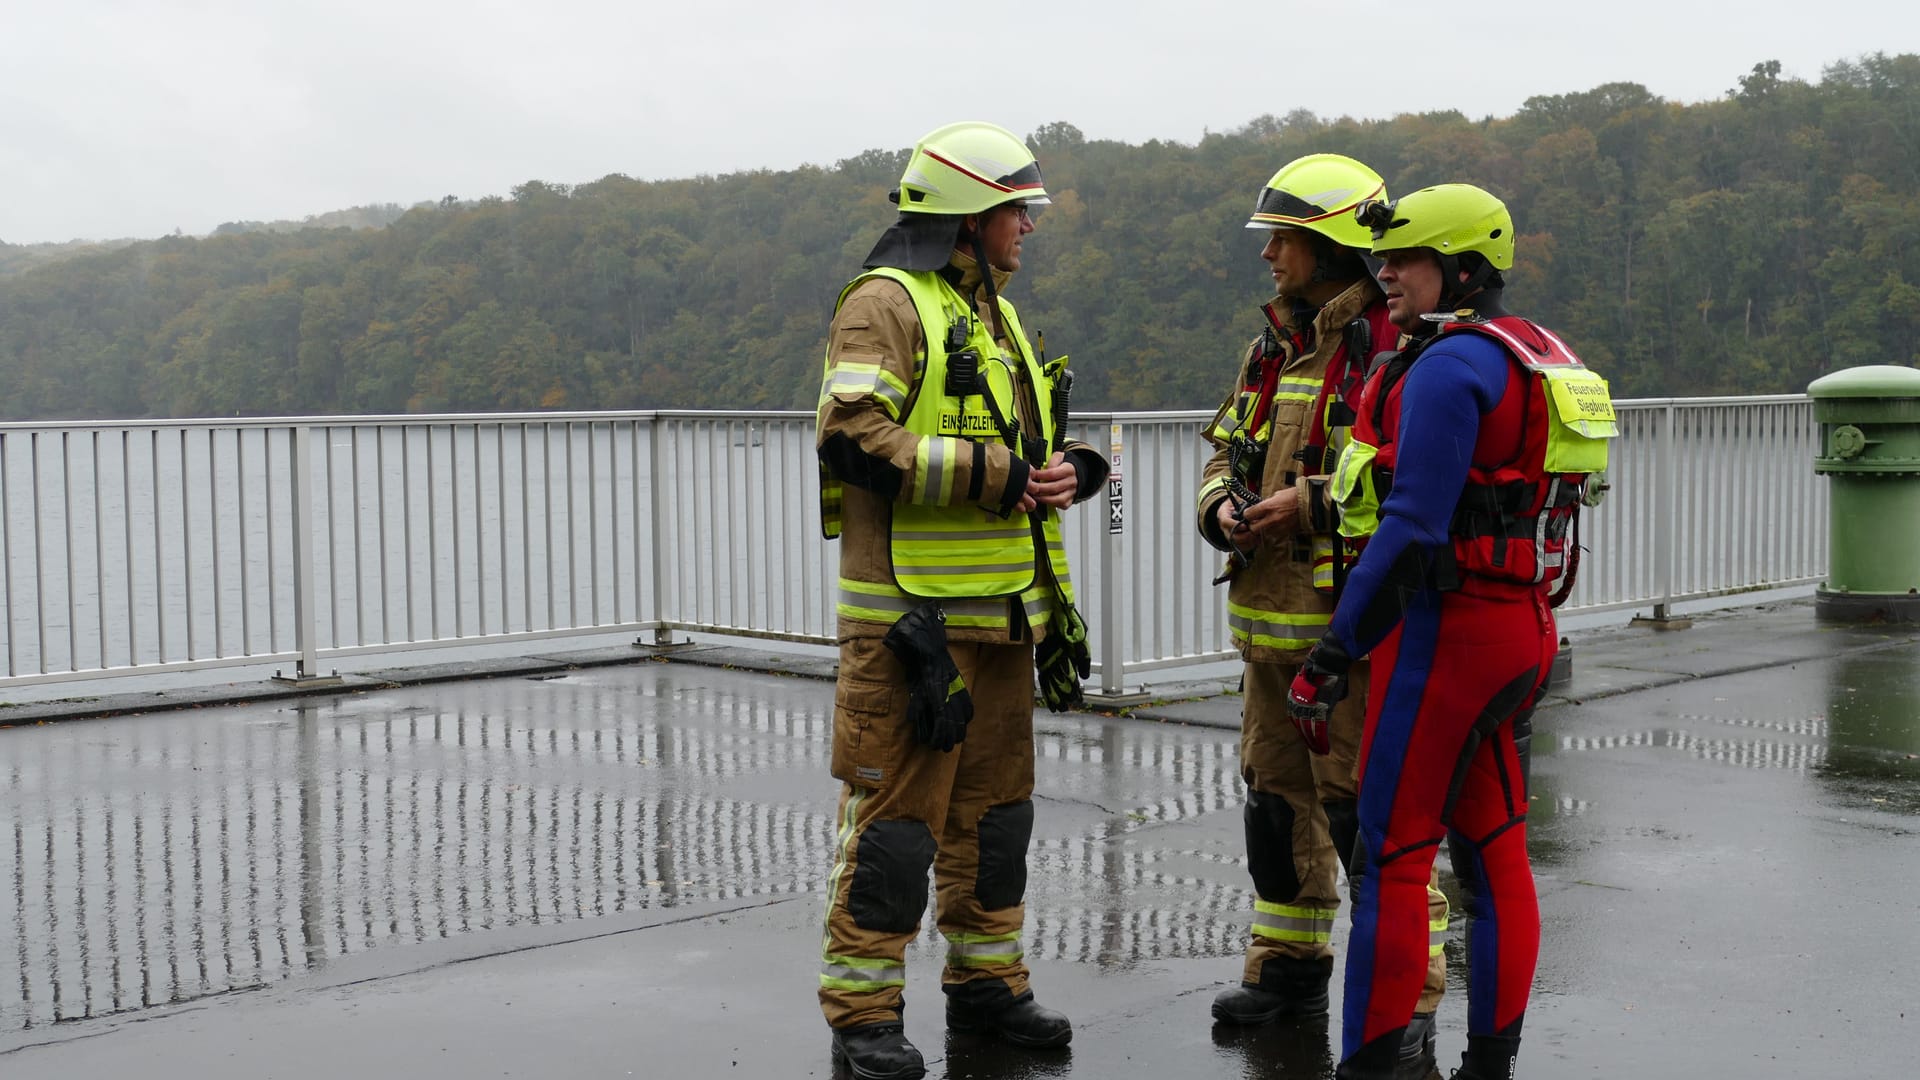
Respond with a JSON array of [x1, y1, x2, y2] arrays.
[[1449, 1034, 1520, 1080], [1211, 954, 1332, 1025], [945, 989, 1073, 1048], [1323, 798, 1361, 878], [1329, 1014, 1442, 1080], [830, 1020, 927, 1080], [1399, 1011, 1438, 1079]]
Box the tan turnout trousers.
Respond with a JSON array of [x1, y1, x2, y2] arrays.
[[818, 636, 1039, 1030], [1240, 659, 1449, 1010]]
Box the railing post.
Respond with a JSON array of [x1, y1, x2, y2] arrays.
[[1658, 400, 1675, 617], [277, 424, 340, 684], [1633, 399, 1692, 630], [646, 415, 676, 646], [1099, 421, 1126, 696]]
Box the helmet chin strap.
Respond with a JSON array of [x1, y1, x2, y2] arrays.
[[970, 231, 1011, 342], [1436, 252, 1498, 311], [1308, 233, 1341, 283]]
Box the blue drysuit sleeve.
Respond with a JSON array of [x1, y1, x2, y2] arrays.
[[1329, 333, 1513, 658]]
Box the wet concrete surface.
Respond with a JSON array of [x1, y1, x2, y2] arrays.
[[2, 600, 1917, 1078]]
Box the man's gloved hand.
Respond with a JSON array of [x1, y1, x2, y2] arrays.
[[1287, 639, 1353, 755], [1036, 602, 1091, 713], [882, 602, 972, 752]]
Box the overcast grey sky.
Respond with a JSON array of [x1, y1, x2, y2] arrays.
[[0, 1, 1906, 244]]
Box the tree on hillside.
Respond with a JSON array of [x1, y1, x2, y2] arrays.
[[4, 53, 1919, 421]]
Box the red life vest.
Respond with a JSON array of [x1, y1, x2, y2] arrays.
[[1439, 316, 1601, 592], [1350, 315, 1612, 599]]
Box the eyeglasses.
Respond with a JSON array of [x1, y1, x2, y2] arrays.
[[1003, 202, 1034, 223]]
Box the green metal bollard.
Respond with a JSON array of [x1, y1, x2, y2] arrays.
[[1809, 365, 1920, 622]]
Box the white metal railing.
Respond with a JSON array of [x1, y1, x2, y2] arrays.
[[0, 397, 1827, 695], [1565, 396, 1827, 615]]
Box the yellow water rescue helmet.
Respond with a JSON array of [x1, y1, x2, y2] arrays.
[[1356, 183, 1514, 270]]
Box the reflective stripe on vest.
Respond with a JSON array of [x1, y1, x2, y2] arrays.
[[1226, 603, 1332, 651], [1207, 374, 1324, 445], [836, 580, 1057, 633], [1427, 881, 1451, 957]]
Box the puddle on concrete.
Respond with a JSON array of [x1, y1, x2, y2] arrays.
[[1, 671, 1253, 1034], [1817, 648, 1920, 814]]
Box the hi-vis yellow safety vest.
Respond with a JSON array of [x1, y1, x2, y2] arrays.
[[818, 267, 1074, 634]]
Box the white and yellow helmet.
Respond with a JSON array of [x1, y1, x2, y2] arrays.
[[1246, 153, 1386, 251], [894, 121, 1051, 216]]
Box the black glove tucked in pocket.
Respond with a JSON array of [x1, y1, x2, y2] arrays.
[[881, 602, 972, 752]]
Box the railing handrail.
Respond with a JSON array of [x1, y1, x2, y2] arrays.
[[0, 393, 1817, 434], [0, 409, 818, 433], [0, 396, 1827, 692]]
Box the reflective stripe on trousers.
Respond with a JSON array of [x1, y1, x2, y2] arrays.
[[946, 931, 1024, 968], [820, 955, 907, 992], [1252, 898, 1336, 945], [819, 789, 889, 992]]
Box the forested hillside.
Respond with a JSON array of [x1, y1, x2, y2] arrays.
[[0, 238, 138, 279], [3, 55, 1917, 420]]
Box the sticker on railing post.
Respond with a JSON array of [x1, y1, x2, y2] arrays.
[[1107, 422, 1124, 535]]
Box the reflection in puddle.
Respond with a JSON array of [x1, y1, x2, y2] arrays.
[[1209, 1012, 1334, 1080], [1555, 728, 1827, 771], [937, 1031, 1076, 1079], [2, 673, 1252, 1033], [1819, 649, 1920, 813]]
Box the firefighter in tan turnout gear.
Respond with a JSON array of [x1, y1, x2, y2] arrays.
[[1197, 154, 1449, 1077], [813, 120, 1109, 1080]]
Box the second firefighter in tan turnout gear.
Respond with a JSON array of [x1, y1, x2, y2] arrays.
[[814, 120, 1109, 1080], [1196, 155, 1448, 1064]]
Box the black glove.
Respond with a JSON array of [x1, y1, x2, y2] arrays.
[[1036, 602, 1092, 713], [1287, 638, 1353, 756], [882, 602, 972, 752]]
